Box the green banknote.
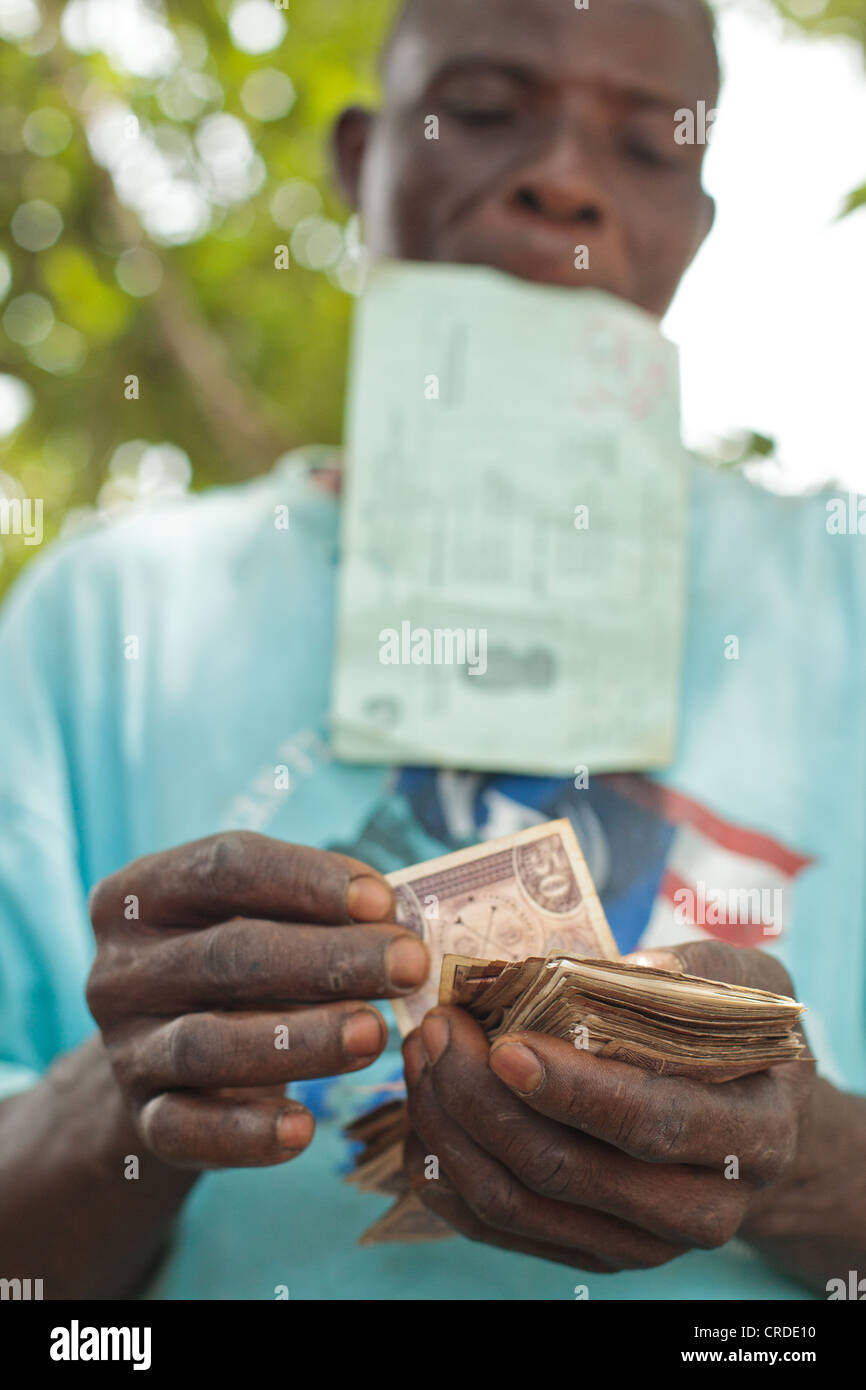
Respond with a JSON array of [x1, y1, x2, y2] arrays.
[[330, 260, 690, 776]]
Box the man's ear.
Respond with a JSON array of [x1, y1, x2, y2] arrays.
[[331, 105, 374, 210]]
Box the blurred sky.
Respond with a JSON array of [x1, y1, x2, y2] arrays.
[[665, 0, 866, 493]]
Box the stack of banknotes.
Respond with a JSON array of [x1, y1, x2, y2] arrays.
[[440, 952, 805, 1080], [344, 819, 806, 1245]]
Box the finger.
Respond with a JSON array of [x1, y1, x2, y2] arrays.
[[127, 1003, 389, 1092], [90, 922, 429, 1018], [416, 1009, 749, 1248], [89, 832, 394, 931], [138, 1092, 314, 1168], [624, 940, 795, 996], [488, 1028, 800, 1181], [407, 1057, 686, 1270], [403, 1133, 612, 1274]]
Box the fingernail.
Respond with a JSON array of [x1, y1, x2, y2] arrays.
[[387, 935, 429, 989], [623, 950, 683, 974], [403, 1033, 427, 1086], [342, 1010, 384, 1058], [490, 1041, 543, 1094], [276, 1108, 314, 1151], [347, 874, 393, 921], [421, 1014, 449, 1065]]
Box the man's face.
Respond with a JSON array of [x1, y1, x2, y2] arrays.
[[335, 0, 718, 316]]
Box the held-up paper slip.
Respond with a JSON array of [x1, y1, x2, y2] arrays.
[[330, 260, 690, 776]]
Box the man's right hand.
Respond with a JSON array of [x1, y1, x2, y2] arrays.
[[86, 832, 428, 1170]]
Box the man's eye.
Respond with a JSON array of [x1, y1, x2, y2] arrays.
[[445, 105, 515, 127], [622, 138, 672, 168]]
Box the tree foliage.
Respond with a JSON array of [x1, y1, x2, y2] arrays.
[[0, 0, 396, 591]]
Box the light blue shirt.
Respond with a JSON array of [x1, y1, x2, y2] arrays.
[[1, 448, 863, 1300]]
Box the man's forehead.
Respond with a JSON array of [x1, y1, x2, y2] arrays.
[[383, 0, 719, 105]]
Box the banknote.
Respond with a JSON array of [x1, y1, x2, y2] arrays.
[[346, 818, 618, 1243], [357, 1194, 452, 1246], [385, 818, 620, 1035], [330, 259, 690, 776], [343, 1099, 408, 1196]]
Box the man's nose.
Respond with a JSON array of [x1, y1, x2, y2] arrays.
[[505, 123, 608, 227]]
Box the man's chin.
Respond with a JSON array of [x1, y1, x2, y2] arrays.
[[431, 246, 626, 298], [493, 259, 617, 295]]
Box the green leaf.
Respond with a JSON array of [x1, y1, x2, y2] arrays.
[[838, 182, 866, 219]]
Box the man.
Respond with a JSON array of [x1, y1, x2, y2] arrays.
[[1, 0, 864, 1301]]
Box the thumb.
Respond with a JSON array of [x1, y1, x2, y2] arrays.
[[623, 940, 794, 995]]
